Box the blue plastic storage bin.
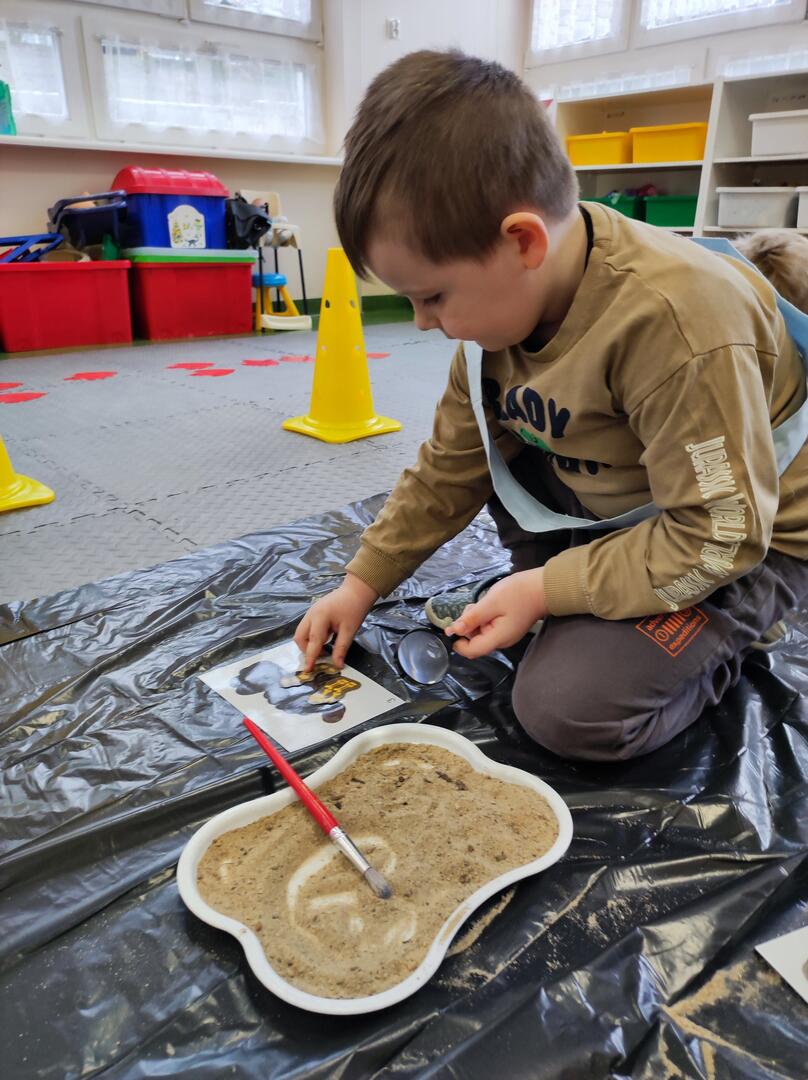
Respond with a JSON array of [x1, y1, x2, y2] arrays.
[[112, 167, 229, 250]]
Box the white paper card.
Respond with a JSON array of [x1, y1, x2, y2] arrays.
[[199, 640, 404, 752], [756, 924, 808, 1005]]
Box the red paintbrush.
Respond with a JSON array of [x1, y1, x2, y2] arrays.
[[243, 717, 393, 900]]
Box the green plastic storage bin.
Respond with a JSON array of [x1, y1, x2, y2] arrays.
[[643, 195, 697, 228], [589, 195, 645, 220]]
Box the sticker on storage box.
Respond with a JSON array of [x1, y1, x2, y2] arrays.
[[168, 204, 206, 248]]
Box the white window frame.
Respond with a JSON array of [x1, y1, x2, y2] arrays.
[[81, 12, 325, 154], [69, 1, 187, 16], [714, 46, 808, 79], [0, 2, 91, 138], [633, 0, 808, 49], [555, 61, 698, 100], [187, 0, 322, 42], [525, 0, 631, 66]]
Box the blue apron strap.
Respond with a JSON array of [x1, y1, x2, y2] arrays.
[[465, 340, 659, 533], [692, 236, 808, 474], [467, 237, 808, 535]]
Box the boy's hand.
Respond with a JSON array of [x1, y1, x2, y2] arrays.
[[294, 573, 379, 672], [445, 569, 547, 659]]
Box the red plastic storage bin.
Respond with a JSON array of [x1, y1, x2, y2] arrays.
[[0, 261, 132, 353], [129, 262, 253, 340]]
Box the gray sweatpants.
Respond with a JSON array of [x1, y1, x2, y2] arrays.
[[488, 448, 808, 762]]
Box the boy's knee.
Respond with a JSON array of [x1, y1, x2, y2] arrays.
[[512, 664, 645, 762]]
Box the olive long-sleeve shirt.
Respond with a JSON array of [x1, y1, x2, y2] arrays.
[[347, 202, 808, 618]]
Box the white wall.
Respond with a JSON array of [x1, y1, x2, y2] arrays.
[[324, 0, 528, 155], [356, 0, 527, 104]]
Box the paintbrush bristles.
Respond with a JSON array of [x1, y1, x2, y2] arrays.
[[364, 866, 393, 900]]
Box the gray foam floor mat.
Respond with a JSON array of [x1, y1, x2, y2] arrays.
[[0, 323, 452, 604]]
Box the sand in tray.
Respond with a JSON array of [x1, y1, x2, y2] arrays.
[[197, 743, 559, 999]]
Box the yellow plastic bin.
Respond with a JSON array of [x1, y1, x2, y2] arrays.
[[630, 122, 708, 163], [566, 131, 632, 167]]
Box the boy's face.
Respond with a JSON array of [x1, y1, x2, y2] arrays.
[[366, 229, 546, 352]]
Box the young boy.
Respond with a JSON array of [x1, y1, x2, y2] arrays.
[[295, 50, 808, 761]]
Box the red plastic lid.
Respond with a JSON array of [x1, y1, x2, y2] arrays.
[[111, 167, 229, 197]]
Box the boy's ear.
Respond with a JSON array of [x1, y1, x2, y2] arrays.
[[500, 212, 549, 269]]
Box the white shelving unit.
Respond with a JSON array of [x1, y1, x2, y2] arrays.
[[700, 71, 808, 234], [555, 84, 712, 232], [551, 74, 808, 237]]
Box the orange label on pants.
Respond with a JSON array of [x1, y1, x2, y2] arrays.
[[635, 607, 708, 656]]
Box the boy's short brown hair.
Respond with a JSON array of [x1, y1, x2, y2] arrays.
[[334, 50, 579, 279]]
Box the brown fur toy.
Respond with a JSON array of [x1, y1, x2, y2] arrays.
[[734, 230, 808, 315]]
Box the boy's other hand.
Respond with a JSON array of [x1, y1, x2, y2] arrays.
[[446, 569, 547, 659], [293, 573, 379, 672]]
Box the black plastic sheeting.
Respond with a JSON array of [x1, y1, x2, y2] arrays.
[[2, 493, 807, 1080]]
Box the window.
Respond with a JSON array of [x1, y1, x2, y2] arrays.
[[635, 0, 806, 45], [0, 20, 67, 124], [201, 0, 310, 18], [0, 9, 90, 138], [86, 22, 324, 152], [70, 1, 187, 15], [188, 0, 321, 39], [556, 64, 695, 100], [641, 0, 791, 30], [720, 48, 808, 78], [527, 0, 629, 63]]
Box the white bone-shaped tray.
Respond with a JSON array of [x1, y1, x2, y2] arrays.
[[177, 723, 573, 1015]]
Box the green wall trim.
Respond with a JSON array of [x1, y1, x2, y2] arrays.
[[281, 294, 412, 315], [361, 295, 412, 312], [268, 293, 413, 332]]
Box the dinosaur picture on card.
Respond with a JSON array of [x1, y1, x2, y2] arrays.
[[199, 639, 404, 751]]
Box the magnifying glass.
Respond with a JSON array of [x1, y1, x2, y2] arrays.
[[397, 628, 452, 685]]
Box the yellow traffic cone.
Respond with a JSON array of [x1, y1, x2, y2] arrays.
[[283, 248, 402, 443], [0, 435, 55, 513]]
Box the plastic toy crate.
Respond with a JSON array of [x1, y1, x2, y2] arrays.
[[566, 131, 632, 167], [129, 261, 253, 340], [630, 122, 708, 163], [589, 194, 645, 219], [797, 187, 808, 229], [750, 109, 808, 157], [716, 187, 797, 228], [0, 260, 132, 353], [643, 195, 698, 227], [112, 167, 229, 250], [48, 191, 127, 250]]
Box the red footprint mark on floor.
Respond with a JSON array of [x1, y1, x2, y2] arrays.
[[0, 392, 47, 403], [167, 362, 216, 370], [367, 352, 391, 359], [191, 368, 235, 377], [242, 358, 280, 367], [65, 371, 118, 381], [0, 382, 23, 390], [279, 354, 314, 363]]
